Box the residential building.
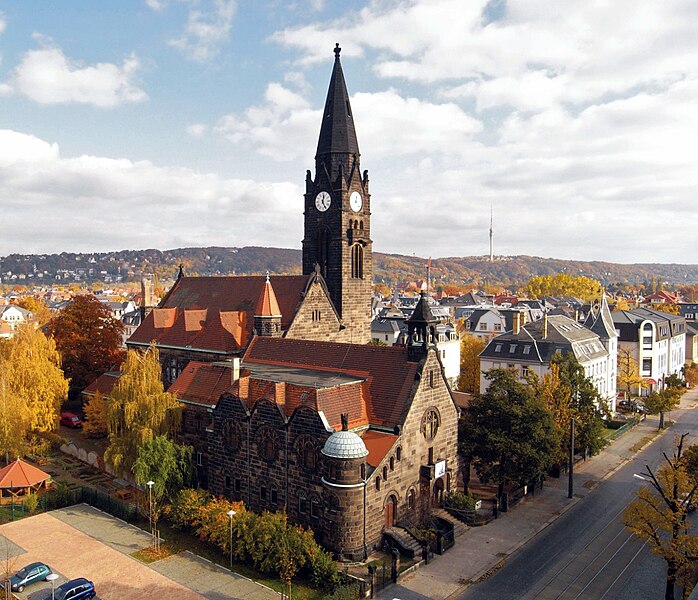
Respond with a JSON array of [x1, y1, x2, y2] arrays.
[[612, 307, 686, 394]]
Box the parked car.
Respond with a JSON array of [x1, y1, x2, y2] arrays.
[[46, 578, 96, 600], [10, 562, 52, 592], [60, 412, 83, 428], [617, 400, 636, 413]]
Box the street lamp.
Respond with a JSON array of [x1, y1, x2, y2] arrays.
[[633, 473, 651, 482], [147, 480, 155, 548], [46, 573, 59, 600], [227, 509, 236, 568]]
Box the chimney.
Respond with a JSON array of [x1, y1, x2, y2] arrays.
[[238, 376, 250, 400], [542, 313, 548, 339], [513, 312, 520, 334], [274, 382, 286, 410]]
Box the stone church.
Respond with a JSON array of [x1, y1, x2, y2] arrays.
[[127, 45, 460, 559]]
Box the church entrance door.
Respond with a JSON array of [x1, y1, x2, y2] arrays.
[[385, 495, 397, 527]]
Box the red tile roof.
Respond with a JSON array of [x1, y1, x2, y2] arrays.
[[362, 430, 398, 468], [82, 371, 121, 397], [129, 275, 308, 353], [244, 337, 419, 428], [255, 277, 282, 317], [168, 361, 235, 407], [0, 458, 51, 488]]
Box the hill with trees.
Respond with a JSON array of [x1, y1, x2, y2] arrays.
[[2, 246, 698, 292]]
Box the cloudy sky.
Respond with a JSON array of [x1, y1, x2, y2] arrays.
[[1, 1, 696, 263]]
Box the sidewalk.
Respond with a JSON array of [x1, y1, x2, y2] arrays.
[[381, 389, 698, 600]]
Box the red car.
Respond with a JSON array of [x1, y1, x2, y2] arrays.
[[60, 412, 83, 428]]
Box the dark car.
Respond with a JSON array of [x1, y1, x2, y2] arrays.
[[10, 562, 52, 592], [46, 578, 96, 600], [617, 400, 637, 413], [60, 412, 83, 428]]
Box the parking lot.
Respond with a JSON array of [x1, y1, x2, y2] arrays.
[[0, 505, 275, 599]]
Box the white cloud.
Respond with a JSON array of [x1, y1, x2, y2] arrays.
[[0, 11, 6, 34], [0, 129, 302, 255], [169, 0, 236, 62], [145, 0, 165, 11], [7, 42, 147, 108], [186, 123, 208, 138]]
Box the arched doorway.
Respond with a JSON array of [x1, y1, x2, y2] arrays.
[[384, 495, 397, 527], [433, 478, 444, 506]]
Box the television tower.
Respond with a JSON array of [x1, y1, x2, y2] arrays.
[[489, 206, 494, 261]]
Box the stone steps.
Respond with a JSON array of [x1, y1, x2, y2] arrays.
[[383, 526, 422, 558], [432, 508, 469, 537]]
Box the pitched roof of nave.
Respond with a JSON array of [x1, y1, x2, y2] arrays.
[[128, 275, 308, 352], [82, 370, 121, 398], [168, 361, 237, 407], [242, 336, 419, 429]]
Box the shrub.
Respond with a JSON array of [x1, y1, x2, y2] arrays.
[[24, 492, 39, 514], [445, 491, 477, 511], [170, 488, 211, 529], [322, 583, 360, 600]]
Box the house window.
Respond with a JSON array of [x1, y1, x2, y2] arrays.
[[522, 366, 530, 378], [299, 492, 308, 514], [643, 336, 652, 347], [509, 344, 517, 353], [495, 344, 502, 353], [523, 345, 531, 355], [311, 497, 321, 519], [260, 486, 267, 501], [479, 323, 487, 330], [642, 358, 652, 373], [494, 323, 502, 331], [407, 489, 415, 510]]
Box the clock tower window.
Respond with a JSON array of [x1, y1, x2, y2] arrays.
[[351, 244, 363, 279], [316, 228, 330, 277]]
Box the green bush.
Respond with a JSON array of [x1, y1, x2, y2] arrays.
[[445, 491, 477, 511], [24, 492, 39, 514], [322, 583, 360, 600]]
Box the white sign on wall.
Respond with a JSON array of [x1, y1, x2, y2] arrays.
[[435, 460, 446, 479]]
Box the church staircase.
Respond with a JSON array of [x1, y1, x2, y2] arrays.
[[383, 526, 422, 558], [432, 508, 469, 537]]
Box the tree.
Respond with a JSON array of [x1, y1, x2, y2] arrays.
[[82, 391, 108, 438], [45, 294, 124, 394], [684, 363, 698, 388], [612, 297, 631, 311], [462, 369, 560, 507], [0, 325, 68, 437], [645, 385, 684, 430], [653, 303, 681, 315], [525, 273, 602, 302], [617, 348, 643, 397], [681, 445, 698, 484], [457, 334, 485, 393], [15, 297, 52, 326], [624, 434, 698, 600], [104, 346, 182, 476]]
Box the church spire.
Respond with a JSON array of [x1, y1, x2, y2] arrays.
[[315, 43, 360, 181]]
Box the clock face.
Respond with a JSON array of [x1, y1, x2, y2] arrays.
[[350, 191, 363, 212], [315, 191, 331, 212]]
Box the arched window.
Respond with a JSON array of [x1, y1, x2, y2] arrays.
[[353, 220, 358, 229], [360, 463, 366, 480], [389, 456, 395, 471], [376, 476, 381, 491], [299, 491, 308, 514], [351, 244, 363, 279], [359, 220, 364, 230], [421, 408, 440, 441], [303, 442, 316, 470], [382, 466, 388, 480], [407, 488, 415, 510], [396, 447, 402, 461]]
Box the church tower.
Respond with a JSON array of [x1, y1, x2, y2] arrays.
[[302, 44, 372, 343]]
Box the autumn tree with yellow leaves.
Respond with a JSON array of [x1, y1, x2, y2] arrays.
[[525, 273, 602, 302], [624, 434, 698, 600], [457, 334, 485, 394], [104, 346, 181, 476], [83, 390, 108, 438], [0, 325, 68, 462]]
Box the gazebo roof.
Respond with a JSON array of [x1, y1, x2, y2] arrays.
[[0, 458, 51, 488]]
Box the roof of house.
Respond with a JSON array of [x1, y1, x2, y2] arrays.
[[241, 336, 420, 429], [583, 295, 617, 340], [612, 307, 686, 342], [167, 361, 236, 407], [480, 315, 606, 365], [0, 458, 51, 489], [361, 430, 398, 468], [82, 371, 121, 397], [128, 275, 309, 353]]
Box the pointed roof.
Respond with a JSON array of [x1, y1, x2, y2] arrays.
[[254, 275, 282, 317], [584, 295, 617, 340], [0, 458, 51, 488], [407, 291, 437, 325], [316, 44, 360, 162]]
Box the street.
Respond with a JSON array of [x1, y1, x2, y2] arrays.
[[458, 402, 698, 600]]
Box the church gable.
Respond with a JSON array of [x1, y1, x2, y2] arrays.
[[285, 277, 344, 342]]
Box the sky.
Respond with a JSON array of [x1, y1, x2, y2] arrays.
[[0, 0, 697, 264]]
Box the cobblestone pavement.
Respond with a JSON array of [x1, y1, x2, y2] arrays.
[[380, 389, 698, 600], [0, 504, 277, 600]]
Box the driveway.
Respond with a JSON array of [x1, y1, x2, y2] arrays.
[[0, 505, 276, 600]]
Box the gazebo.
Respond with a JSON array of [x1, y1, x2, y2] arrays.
[[0, 458, 52, 505]]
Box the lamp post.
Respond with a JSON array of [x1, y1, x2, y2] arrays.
[[46, 573, 59, 600], [146, 480, 155, 548], [226, 509, 236, 568]]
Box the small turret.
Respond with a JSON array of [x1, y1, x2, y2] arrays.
[[406, 290, 438, 362], [254, 273, 282, 337]]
